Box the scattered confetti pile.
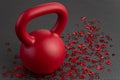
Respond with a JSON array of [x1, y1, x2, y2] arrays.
[[0, 17, 115, 80]]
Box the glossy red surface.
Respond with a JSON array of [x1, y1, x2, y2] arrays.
[[15, 2, 68, 74]]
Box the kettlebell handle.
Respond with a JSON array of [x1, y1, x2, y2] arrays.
[[15, 2, 68, 46]]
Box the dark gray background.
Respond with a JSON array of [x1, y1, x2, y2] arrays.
[[0, 0, 120, 80]]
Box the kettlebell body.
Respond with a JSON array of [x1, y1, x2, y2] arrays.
[[15, 2, 68, 74], [20, 29, 66, 74]]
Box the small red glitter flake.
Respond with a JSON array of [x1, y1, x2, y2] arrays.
[[112, 53, 115, 56], [101, 44, 106, 48], [97, 65, 103, 70], [79, 61, 86, 66], [99, 39, 105, 43], [68, 70, 73, 76], [79, 31, 84, 37], [16, 73, 22, 78], [94, 47, 100, 51], [72, 40, 77, 44], [13, 65, 23, 72], [90, 26, 97, 31], [106, 36, 112, 41], [88, 71, 95, 75], [99, 56, 104, 59], [16, 71, 26, 78], [69, 57, 78, 63], [77, 51, 83, 54], [85, 38, 93, 45], [18, 65, 23, 69], [72, 49, 77, 54], [84, 55, 91, 61], [72, 32, 77, 35], [91, 60, 97, 63], [83, 67, 89, 72], [78, 43, 86, 48], [106, 61, 112, 65], [14, 67, 19, 72], [84, 24, 91, 29], [79, 74, 85, 79], [87, 32, 94, 37], [104, 51, 109, 55], [81, 16, 86, 21]]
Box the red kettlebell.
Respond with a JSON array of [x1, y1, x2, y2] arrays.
[[15, 2, 68, 74]]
